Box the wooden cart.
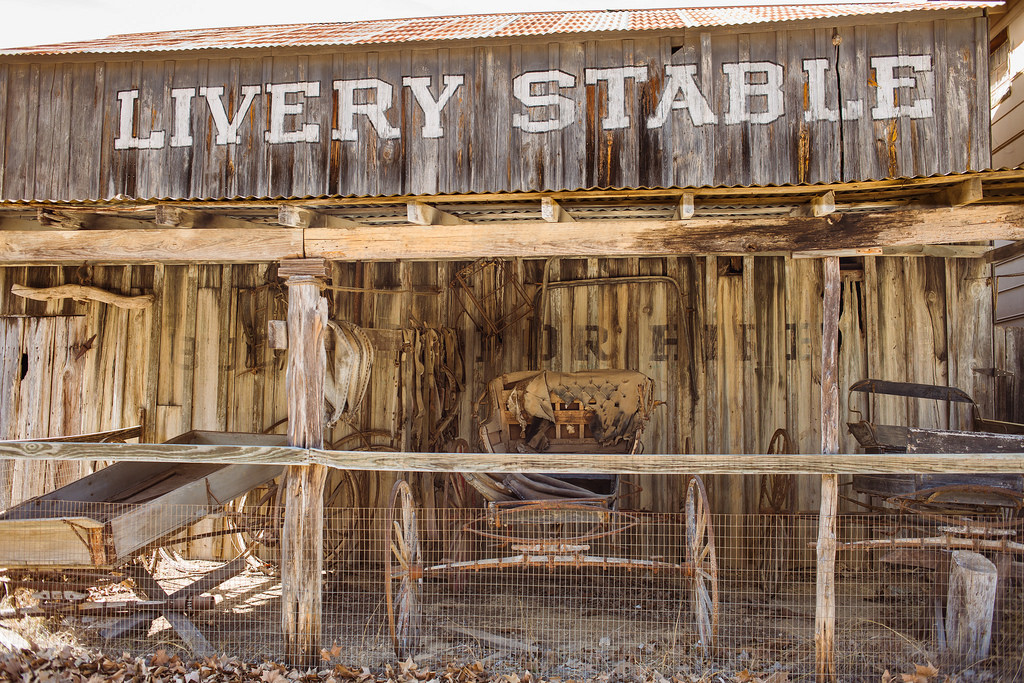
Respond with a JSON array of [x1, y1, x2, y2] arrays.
[[0, 428, 284, 656], [384, 370, 719, 659]]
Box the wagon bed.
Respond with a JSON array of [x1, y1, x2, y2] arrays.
[[0, 430, 283, 569]]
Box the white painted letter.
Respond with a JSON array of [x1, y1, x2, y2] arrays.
[[802, 58, 862, 122], [169, 87, 195, 147], [333, 79, 401, 141], [114, 90, 165, 150], [402, 75, 464, 139], [722, 61, 785, 125], [264, 82, 320, 144], [646, 64, 717, 128], [199, 85, 260, 145], [512, 70, 577, 133], [871, 55, 933, 120], [584, 66, 648, 130]]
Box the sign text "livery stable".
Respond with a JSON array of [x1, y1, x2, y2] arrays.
[[115, 56, 934, 150]]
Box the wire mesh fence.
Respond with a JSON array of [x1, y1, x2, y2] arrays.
[[0, 496, 1021, 682]]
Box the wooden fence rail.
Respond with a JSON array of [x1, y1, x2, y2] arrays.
[[0, 441, 1021, 474]]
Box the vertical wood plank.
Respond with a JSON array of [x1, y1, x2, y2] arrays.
[[281, 275, 328, 667], [815, 256, 840, 682]]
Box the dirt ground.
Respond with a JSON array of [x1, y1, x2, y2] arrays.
[[1, 558, 1020, 682]]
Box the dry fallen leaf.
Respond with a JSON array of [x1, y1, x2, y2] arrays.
[[901, 662, 940, 683], [764, 673, 790, 683]]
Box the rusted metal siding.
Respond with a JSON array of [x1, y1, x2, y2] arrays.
[[0, 16, 991, 202]]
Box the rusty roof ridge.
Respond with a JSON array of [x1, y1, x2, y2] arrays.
[[0, 2, 1001, 56]]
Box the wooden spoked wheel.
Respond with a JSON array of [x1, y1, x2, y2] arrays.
[[758, 428, 795, 591], [228, 481, 283, 574], [384, 479, 423, 659], [685, 475, 719, 657]]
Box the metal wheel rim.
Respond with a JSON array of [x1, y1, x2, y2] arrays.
[[685, 475, 719, 657], [384, 479, 423, 659]]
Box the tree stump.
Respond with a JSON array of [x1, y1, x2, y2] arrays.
[[945, 550, 998, 665]]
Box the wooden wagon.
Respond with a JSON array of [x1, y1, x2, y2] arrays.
[[847, 379, 1024, 502], [384, 370, 719, 659], [0, 428, 284, 656]]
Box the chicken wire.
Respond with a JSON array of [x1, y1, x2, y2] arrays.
[[0, 497, 1020, 682]]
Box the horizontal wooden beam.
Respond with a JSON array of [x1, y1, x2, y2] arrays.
[[407, 201, 467, 226], [38, 209, 156, 231], [985, 239, 1024, 264], [0, 441, 1022, 474], [155, 206, 262, 230], [11, 283, 153, 309], [306, 204, 1024, 260], [0, 441, 309, 465], [0, 229, 303, 264], [793, 245, 992, 259], [278, 206, 362, 230], [908, 177, 984, 210]]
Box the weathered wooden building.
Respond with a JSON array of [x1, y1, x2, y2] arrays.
[[0, 2, 1022, 678]]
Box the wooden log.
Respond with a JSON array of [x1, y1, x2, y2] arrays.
[[280, 275, 329, 668], [816, 256, 840, 682], [945, 550, 998, 664], [11, 283, 153, 309], [305, 204, 1024, 260], [2, 441, 1024, 474], [0, 229, 303, 264]]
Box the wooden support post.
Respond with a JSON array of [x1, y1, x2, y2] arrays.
[[278, 206, 363, 230], [280, 272, 329, 667], [407, 200, 467, 225], [815, 256, 840, 682], [673, 192, 696, 220], [791, 191, 836, 218], [541, 197, 575, 222], [945, 550, 998, 665]]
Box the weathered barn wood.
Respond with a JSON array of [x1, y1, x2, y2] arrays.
[[0, 12, 989, 202], [3, 440, 1024, 474], [0, 250, 1015, 522]]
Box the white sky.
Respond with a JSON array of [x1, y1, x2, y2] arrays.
[[1, 0, 864, 50]]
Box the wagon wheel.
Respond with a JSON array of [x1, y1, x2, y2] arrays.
[[757, 428, 795, 591], [228, 481, 283, 574], [685, 475, 719, 657], [384, 479, 423, 659]]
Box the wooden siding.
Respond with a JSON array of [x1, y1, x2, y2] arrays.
[[0, 16, 990, 202], [0, 255, 1012, 511]]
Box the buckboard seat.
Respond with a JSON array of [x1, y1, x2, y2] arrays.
[[470, 369, 658, 504]]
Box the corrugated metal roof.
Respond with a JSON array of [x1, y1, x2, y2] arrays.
[[1, 3, 1000, 56], [2, 166, 1022, 207]]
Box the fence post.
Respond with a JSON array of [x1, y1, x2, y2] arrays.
[[815, 256, 840, 681], [280, 269, 329, 667]]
